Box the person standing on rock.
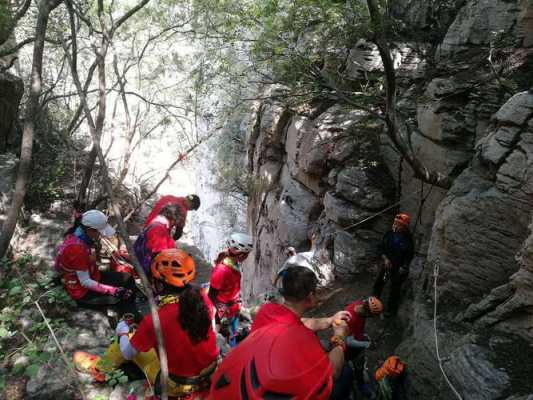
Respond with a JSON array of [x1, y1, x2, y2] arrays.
[[134, 203, 183, 275], [73, 248, 219, 399], [208, 232, 253, 347], [55, 210, 138, 319], [372, 213, 414, 317], [144, 194, 200, 240], [345, 296, 384, 398]]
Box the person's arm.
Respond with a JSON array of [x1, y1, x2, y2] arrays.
[[116, 321, 138, 360], [328, 321, 349, 379], [76, 271, 119, 295], [346, 335, 370, 349], [302, 310, 351, 332]]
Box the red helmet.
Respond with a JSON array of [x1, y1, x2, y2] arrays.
[[208, 323, 333, 400]]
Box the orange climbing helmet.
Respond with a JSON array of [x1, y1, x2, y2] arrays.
[[366, 296, 384, 315], [151, 248, 196, 287], [375, 356, 406, 382], [394, 213, 411, 227]]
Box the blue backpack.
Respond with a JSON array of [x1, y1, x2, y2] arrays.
[[133, 223, 161, 275]]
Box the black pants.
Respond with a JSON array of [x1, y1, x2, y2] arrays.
[[372, 266, 408, 315], [76, 270, 138, 318]]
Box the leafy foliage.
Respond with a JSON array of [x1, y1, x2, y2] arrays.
[[0, 254, 75, 380]]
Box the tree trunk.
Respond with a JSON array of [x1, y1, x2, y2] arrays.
[[0, 0, 62, 259]]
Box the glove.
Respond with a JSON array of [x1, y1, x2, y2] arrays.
[[116, 320, 130, 336], [115, 287, 133, 300]]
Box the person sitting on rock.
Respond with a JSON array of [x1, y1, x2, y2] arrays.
[[251, 259, 353, 400], [144, 194, 200, 240], [74, 248, 219, 399], [344, 296, 384, 398], [134, 203, 182, 275], [372, 212, 414, 317], [374, 355, 410, 400], [55, 209, 138, 319], [208, 232, 253, 347]]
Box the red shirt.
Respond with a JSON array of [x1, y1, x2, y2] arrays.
[[346, 300, 366, 340], [209, 260, 241, 304], [130, 297, 219, 377], [145, 196, 188, 228], [56, 235, 100, 300], [250, 303, 301, 333], [145, 221, 176, 254]]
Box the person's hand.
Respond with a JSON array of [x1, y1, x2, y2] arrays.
[[383, 256, 392, 270], [115, 287, 133, 300], [330, 310, 351, 327], [332, 319, 349, 338], [116, 320, 129, 336]]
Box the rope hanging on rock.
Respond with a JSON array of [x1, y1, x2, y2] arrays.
[[433, 262, 464, 400]]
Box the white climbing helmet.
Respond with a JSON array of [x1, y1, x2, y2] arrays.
[[227, 232, 253, 253], [277, 253, 320, 281]]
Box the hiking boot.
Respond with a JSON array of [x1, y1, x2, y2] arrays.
[[73, 351, 105, 382]]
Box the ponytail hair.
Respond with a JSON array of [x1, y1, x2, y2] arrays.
[[179, 285, 211, 344], [64, 201, 85, 236]]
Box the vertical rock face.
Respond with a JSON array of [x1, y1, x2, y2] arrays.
[[243, 101, 395, 301], [241, 0, 533, 398]]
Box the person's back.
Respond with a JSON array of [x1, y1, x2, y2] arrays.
[[209, 322, 334, 399], [130, 290, 219, 378]]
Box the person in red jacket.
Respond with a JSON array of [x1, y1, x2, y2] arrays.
[[55, 210, 137, 318], [144, 194, 200, 240], [210, 261, 351, 400], [134, 203, 183, 274], [345, 296, 384, 397], [209, 321, 344, 400], [208, 232, 253, 347], [74, 249, 219, 399]]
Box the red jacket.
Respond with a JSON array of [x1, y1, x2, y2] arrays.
[[55, 234, 100, 300], [209, 252, 242, 318]]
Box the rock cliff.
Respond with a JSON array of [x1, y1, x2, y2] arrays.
[[243, 0, 533, 398]]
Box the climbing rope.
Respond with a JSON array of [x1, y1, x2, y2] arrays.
[[433, 262, 464, 400], [332, 185, 426, 237]]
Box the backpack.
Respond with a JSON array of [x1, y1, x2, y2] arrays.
[[133, 223, 160, 274]]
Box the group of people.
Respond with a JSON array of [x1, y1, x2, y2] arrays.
[[54, 193, 414, 399]]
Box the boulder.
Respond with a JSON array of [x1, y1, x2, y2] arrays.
[[439, 0, 522, 55]]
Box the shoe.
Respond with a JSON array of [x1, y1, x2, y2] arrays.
[[73, 351, 105, 382]]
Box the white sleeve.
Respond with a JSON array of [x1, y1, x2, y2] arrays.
[[76, 270, 99, 289], [119, 335, 139, 360]]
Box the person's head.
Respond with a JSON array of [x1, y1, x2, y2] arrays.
[[209, 322, 333, 399], [185, 194, 201, 211], [375, 355, 406, 382], [392, 213, 411, 232], [151, 248, 196, 292], [151, 249, 211, 343], [79, 210, 115, 241], [159, 204, 181, 226], [278, 265, 319, 311], [354, 296, 384, 318], [227, 232, 253, 261]]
